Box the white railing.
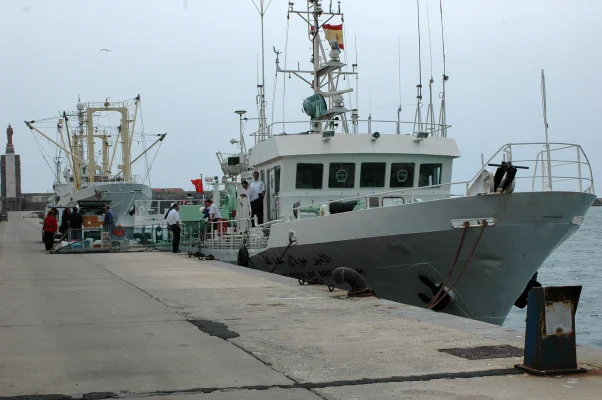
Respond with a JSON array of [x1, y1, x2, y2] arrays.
[[199, 195, 273, 250], [281, 142, 595, 221], [134, 199, 203, 217], [201, 223, 269, 250], [281, 182, 469, 221], [87, 174, 145, 184], [248, 119, 452, 139], [473, 142, 595, 194]]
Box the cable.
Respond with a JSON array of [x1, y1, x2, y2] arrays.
[[141, 140, 163, 184], [139, 101, 151, 188], [29, 129, 55, 173]]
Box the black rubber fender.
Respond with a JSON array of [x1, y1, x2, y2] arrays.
[[237, 245, 249, 267], [332, 267, 368, 291]]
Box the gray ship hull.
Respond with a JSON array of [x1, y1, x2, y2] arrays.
[[55, 182, 152, 227], [247, 191, 596, 325]]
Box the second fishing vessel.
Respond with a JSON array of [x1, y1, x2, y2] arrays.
[[26, 95, 166, 228]]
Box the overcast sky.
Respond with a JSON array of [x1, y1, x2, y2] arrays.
[[1, 0, 601, 194]]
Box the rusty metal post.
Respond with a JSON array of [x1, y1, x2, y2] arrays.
[[516, 286, 587, 376]]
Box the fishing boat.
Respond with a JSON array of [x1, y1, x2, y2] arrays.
[[197, 0, 596, 325], [26, 95, 166, 229]]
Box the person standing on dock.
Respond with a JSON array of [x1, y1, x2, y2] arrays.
[[59, 207, 71, 237], [166, 204, 181, 253], [43, 209, 58, 252], [69, 207, 83, 241], [103, 205, 115, 235], [164, 203, 175, 220], [250, 171, 265, 225]]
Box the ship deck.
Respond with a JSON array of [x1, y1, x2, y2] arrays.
[[2, 212, 601, 399]]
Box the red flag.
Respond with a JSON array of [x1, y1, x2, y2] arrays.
[[191, 179, 204, 194]]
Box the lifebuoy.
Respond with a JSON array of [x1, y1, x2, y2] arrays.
[[237, 245, 249, 267]]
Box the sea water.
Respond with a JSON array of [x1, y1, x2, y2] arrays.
[[504, 207, 602, 349]]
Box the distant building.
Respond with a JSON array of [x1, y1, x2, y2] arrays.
[[151, 188, 208, 202]]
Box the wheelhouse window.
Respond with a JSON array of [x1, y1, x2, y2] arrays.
[[390, 163, 415, 188], [296, 163, 324, 189], [419, 163, 443, 187], [360, 163, 386, 188], [329, 163, 355, 188]]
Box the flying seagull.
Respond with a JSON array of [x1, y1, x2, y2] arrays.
[[100, 49, 112, 52]]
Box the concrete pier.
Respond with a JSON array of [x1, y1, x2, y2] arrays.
[[1, 213, 601, 399]]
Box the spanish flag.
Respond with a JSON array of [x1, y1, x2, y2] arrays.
[[323, 24, 344, 50]]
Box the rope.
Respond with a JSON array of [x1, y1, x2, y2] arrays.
[[426, 221, 469, 309], [270, 239, 296, 273], [427, 221, 488, 311]]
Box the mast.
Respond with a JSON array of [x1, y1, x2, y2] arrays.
[[101, 129, 109, 178], [311, 1, 320, 95], [253, 1, 270, 142], [26, 95, 154, 189], [86, 105, 95, 185], [276, 1, 356, 138], [54, 120, 63, 184], [413, 0, 424, 136], [85, 98, 132, 182], [75, 98, 85, 186], [437, 0, 448, 138], [541, 69, 553, 191], [57, 116, 75, 187]]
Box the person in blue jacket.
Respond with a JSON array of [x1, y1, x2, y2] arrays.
[[103, 205, 115, 234]]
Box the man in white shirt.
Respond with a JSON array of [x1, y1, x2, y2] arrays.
[[240, 180, 259, 202], [240, 180, 259, 225], [204, 199, 222, 221], [203, 199, 223, 237], [250, 171, 265, 225], [165, 204, 181, 253]]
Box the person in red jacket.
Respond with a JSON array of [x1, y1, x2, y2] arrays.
[[43, 209, 58, 251]]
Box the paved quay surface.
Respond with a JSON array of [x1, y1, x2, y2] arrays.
[[1, 212, 601, 399]]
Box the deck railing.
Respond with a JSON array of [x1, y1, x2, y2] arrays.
[[247, 119, 452, 140], [281, 142, 595, 221]]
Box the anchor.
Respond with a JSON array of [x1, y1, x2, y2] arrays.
[[489, 161, 529, 193], [417, 275, 451, 311]]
